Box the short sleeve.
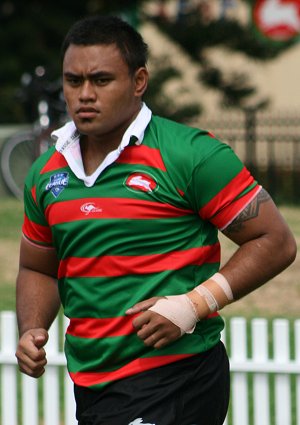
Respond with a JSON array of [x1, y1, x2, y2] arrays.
[[185, 139, 261, 230], [22, 183, 53, 247]]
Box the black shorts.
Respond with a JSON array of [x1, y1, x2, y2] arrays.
[[74, 341, 230, 425]]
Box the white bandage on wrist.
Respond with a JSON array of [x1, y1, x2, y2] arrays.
[[194, 272, 234, 313], [210, 272, 234, 301], [195, 285, 219, 312], [148, 294, 198, 335]]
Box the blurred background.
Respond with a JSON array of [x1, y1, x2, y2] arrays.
[[1, 0, 300, 202], [1, 3, 300, 423], [0, 0, 300, 310]]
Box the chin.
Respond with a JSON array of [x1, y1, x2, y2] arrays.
[[75, 120, 96, 134]]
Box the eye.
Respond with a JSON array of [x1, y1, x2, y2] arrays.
[[65, 76, 82, 87], [94, 77, 112, 86]]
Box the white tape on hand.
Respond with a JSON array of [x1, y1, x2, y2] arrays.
[[148, 294, 198, 335]]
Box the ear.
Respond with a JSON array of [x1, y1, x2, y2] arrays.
[[134, 67, 149, 97]]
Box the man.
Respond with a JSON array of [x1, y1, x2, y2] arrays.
[[15, 15, 296, 425]]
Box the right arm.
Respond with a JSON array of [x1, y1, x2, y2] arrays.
[[15, 236, 61, 378]]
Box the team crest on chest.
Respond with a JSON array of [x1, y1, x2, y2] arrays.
[[124, 172, 158, 193], [45, 172, 69, 198]]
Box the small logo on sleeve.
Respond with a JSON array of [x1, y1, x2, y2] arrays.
[[125, 172, 158, 193], [45, 172, 69, 198]]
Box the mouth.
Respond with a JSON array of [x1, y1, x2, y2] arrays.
[[76, 107, 99, 119]]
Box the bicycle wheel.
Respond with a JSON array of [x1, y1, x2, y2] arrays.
[[0, 130, 36, 199]]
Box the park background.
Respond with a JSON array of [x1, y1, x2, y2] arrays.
[[1, 1, 300, 424], [1, 0, 300, 317]]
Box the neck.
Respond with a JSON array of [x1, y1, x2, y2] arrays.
[[79, 136, 117, 176], [79, 105, 142, 175]]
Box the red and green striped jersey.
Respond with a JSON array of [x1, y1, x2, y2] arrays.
[[22, 113, 260, 390]]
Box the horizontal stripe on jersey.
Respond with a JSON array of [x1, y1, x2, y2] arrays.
[[70, 354, 194, 388], [45, 197, 194, 225], [67, 315, 138, 338], [67, 312, 219, 340], [60, 265, 219, 319], [211, 184, 261, 230], [58, 245, 219, 279], [52, 216, 218, 259], [199, 167, 254, 219]]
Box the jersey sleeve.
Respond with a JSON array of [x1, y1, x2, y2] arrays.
[[22, 182, 53, 247], [185, 137, 261, 231]]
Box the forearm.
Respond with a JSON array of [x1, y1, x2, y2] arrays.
[[16, 267, 61, 336], [219, 233, 296, 300], [187, 231, 296, 322]]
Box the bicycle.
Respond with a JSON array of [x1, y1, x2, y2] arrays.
[[0, 66, 67, 199]]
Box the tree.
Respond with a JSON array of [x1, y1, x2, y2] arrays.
[[151, 0, 297, 112], [0, 0, 84, 122], [1, 0, 297, 123], [0, 0, 200, 124]]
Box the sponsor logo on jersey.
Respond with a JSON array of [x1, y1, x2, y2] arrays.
[[45, 172, 69, 198], [80, 202, 103, 215], [125, 172, 158, 193], [128, 419, 155, 425]]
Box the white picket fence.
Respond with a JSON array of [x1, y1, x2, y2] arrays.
[[0, 311, 76, 425], [223, 317, 300, 425], [1, 311, 300, 425]]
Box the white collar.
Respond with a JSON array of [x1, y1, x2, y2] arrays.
[[51, 103, 152, 187]]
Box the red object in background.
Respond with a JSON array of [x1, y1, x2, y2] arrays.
[[253, 0, 300, 41]]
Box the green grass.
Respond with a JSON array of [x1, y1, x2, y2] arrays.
[[0, 284, 16, 311], [0, 196, 23, 239], [0, 197, 23, 310]]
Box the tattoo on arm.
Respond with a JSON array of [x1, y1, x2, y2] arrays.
[[223, 188, 271, 234]]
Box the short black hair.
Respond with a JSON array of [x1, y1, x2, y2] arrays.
[[61, 15, 149, 75]]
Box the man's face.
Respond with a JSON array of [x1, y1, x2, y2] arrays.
[[62, 43, 147, 141]]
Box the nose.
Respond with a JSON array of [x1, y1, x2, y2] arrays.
[[79, 80, 96, 102]]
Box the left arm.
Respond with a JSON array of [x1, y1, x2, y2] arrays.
[[127, 189, 297, 348], [217, 188, 297, 299]]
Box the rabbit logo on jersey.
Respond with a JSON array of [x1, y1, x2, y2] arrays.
[[45, 172, 69, 198], [125, 172, 158, 193]]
